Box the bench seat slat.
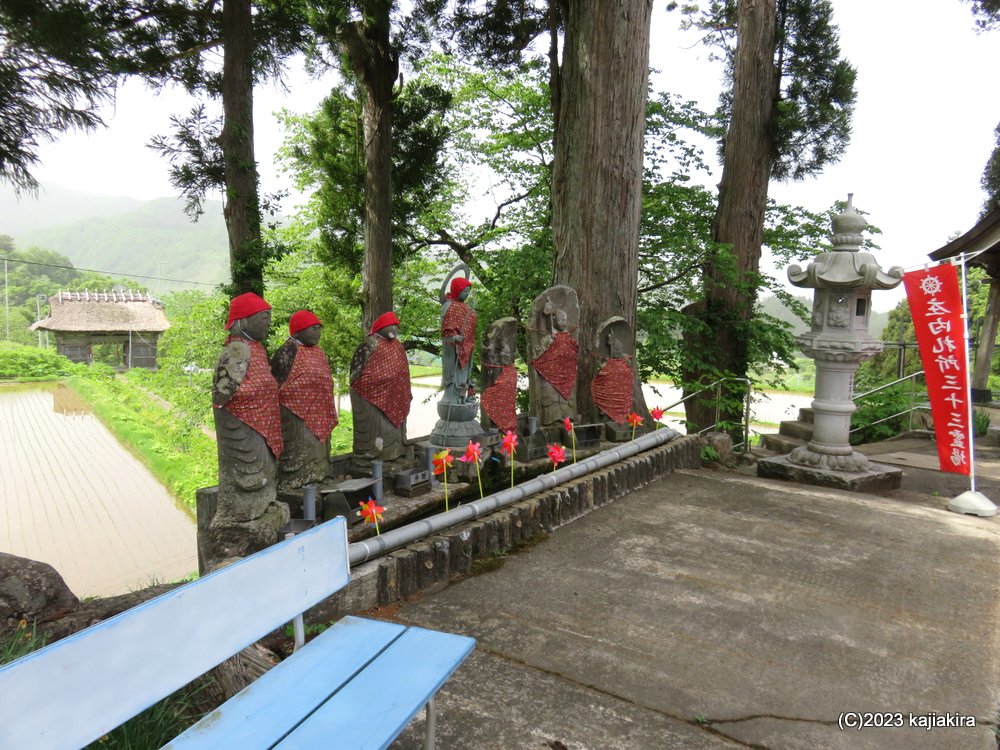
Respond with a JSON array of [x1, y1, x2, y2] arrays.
[[273, 627, 476, 750], [163, 617, 405, 750], [0, 518, 349, 750]]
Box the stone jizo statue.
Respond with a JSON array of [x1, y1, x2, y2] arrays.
[[349, 311, 412, 474], [527, 286, 580, 427], [440, 276, 477, 404], [480, 317, 518, 433], [270, 310, 338, 491], [590, 316, 635, 426], [209, 292, 289, 564]]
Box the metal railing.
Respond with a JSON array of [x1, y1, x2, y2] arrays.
[[850, 370, 928, 435], [659, 377, 753, 452]]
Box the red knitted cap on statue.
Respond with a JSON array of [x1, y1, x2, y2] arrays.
[[449, 277, 472, 299], [225, 292, 271, 329], [370, 311, 400, 334], [289, 309, 322, 335]]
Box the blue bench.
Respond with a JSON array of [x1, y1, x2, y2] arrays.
[[0, 517, 474, 750]]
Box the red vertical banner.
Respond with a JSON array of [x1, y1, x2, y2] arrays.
[[903, 264, 971, 475]]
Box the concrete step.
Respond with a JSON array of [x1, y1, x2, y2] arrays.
[[758, 433, 807, 454], [778, 420, 814, 441], [797, 407, 814, 424]]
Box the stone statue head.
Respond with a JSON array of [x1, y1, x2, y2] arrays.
[[289, 309, 322, 347], [225, 292, 272, 342], [596, 316, 632, 360], [233, 309, 271, 342], [370, 311, 401, 341]]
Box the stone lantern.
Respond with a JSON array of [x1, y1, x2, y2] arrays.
[[758, 195, 905, 491]]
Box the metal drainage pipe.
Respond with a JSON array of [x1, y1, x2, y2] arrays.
[[349, 427, 682, 566]]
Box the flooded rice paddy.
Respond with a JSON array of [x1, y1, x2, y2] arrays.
[[1, 383, 197, 597]]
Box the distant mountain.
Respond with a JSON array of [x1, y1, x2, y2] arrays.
[[1, 184, 228, 293], [0, 183, 145, 236]]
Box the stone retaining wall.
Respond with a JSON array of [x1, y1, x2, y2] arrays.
[[310, 434, 702, 621]]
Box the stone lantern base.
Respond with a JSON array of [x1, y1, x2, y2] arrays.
[[756, 454, 902, 493]]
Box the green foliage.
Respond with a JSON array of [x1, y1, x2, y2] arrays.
[[1, 619, 47, 665], [156, 290, 230, 372], [0, 342, 80, 379], [981, 120, 1000, 217], [0, 0, 116, 192], [850, 386, 913, 445], [687, 0, 857, 181], [968, 0, 1000, 30], [974, 408, 992, 437], [700, 444, 720, 463], [277, 59, 452, 274]]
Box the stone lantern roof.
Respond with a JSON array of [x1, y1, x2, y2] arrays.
[[787, 194, 903, 290]]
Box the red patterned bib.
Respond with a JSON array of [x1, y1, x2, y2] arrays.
[[591, 357, 633, 425], [350, 336, 412, 428], [481, 363, 518, 432], [222, 338, 283, 457], [530, 331, 579, 400], [279, 344, 338, 442], [441, 300, 476, 368]]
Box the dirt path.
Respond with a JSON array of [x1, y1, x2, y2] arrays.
[[0, 385, 197, 598]]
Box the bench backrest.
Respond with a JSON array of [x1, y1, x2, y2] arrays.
[[0, 517, 350, 750]]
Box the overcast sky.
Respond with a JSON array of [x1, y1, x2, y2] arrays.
[[28, 1, 1000, 311]]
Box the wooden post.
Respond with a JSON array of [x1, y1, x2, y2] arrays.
[[971, 277, 1000, 403]]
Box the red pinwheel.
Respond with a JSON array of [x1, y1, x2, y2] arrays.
[[433, 449, 454, 512], [501, 430, 519, 488], [457, 441, 481, 464], [563, 417, 573, 433], [501, 430, 518, 456], [358, 498, 386, 535], [458, 441, 484, 498], [650, 406, 664, 421], [627, 411, 643, 440], [432, 448, 453, 475], [547, 443, 566, 472]]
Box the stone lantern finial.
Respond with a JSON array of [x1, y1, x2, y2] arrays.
[[831, 193, 866, 251]]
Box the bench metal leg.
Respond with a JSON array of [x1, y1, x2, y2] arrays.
[[424, 698, 436, 750], [292, 613, 305, 652]]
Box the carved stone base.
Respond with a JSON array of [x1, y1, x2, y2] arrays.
[[757, 454, 902, 493], [196, 496, 290, 574], [430, 416, 484, 448], [788, 445, 871, 472]]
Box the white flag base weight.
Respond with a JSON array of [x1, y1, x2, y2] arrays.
[[948, 490, 998, 517]]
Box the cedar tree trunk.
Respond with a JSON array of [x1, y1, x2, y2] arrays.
[[683, 0, 778, 432], [221, 0, 263, 295], [551, 0, 653, 421], [340, 0, 397, 331]]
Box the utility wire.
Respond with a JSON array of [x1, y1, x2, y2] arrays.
[[0, 255, 220, 287]]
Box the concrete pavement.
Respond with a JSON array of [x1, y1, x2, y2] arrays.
[[386, 466, 1000, 749]]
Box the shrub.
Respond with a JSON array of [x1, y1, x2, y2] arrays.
[[0, 342, 79, 380], [850, 386, 913, 445], [974, 408, 992, 438]]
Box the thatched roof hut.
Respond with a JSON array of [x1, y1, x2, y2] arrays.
[[32, 290, 170, 369]]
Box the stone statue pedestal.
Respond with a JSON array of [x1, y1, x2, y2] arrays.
[[757, 454, 901, 493], [603, 422, 649, 443], [429, 400, 483, 448]]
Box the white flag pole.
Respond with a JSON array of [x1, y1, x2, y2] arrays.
[[948, 253, 997, 516]]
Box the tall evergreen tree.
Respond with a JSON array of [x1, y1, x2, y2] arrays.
[[427, 0, 655, 419], [117, 0, 309, 295], [680, 0, 856, 431], [0, 0, 117, 193], [966, 0, 1000, 214], [305, 0, 445, 329]]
